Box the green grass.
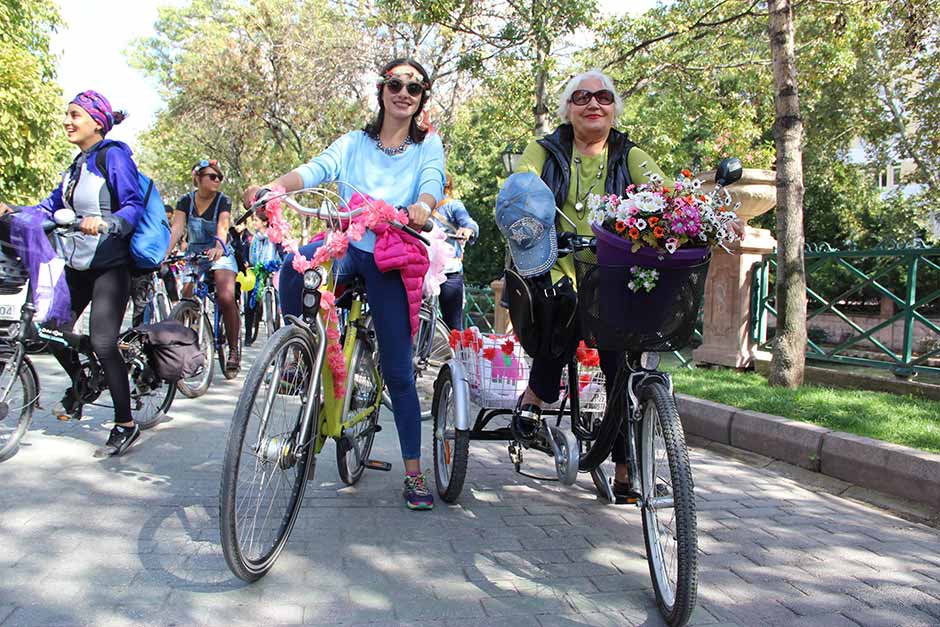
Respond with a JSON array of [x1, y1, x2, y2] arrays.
[[667, 366, 940, 454]]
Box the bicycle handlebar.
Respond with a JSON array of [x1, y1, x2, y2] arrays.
[[247, 188, 431, 245]]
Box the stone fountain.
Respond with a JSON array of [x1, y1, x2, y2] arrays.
[[692, 168, 778, 368]]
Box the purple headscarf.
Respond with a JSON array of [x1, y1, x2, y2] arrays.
[[70, 90, 115, 135]]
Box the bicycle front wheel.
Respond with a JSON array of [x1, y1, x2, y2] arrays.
[[219, 325, 319, 582], [264, 288, 280, 337], [171, 300, 215, 398], [638, 381, 697, 626], [335, 339, 381, 486], [0, 352, 37, 463]]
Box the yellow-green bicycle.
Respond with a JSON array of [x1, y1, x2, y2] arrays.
[[219, 188, 429, 582]]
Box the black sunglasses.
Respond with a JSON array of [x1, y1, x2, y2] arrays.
[[569, 89, 615, 106], [384, 78, 425, 97], [201, 173, 223, 182]]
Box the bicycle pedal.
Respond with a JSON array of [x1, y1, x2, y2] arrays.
[[363, 459, 392, 472]]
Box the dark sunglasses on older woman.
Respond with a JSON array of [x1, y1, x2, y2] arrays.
[[384, 78, 425, 97], [569, 89, 615, 106]]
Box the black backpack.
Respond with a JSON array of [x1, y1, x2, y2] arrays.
[[504, 267, 579, 361], [136, 320, 205, 382]]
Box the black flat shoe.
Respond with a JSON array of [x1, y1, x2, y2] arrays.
[[612, 479, 642, 504], [511, 401, 542, 442], [53, 389, 83, 422], [94, 424, 140, 458]]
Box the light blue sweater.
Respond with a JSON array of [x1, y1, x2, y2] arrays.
[[296, 130, 446, 251]]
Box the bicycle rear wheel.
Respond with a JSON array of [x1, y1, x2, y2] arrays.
[[336, 339, 381, 486], [170, 300, 214, 398], [130, 363, 176, 430], [219, 325, 319, 581], [0, 352, 37, 463], [638, 381, 697, 626]]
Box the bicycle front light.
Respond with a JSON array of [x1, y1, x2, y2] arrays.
[[303, 268, 323, 291], [639, 351, 661, 371]]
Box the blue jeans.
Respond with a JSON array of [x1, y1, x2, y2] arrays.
[[281, 244, 422, 461], [438, 272, 465, 331]]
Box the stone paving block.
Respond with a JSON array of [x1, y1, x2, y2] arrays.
[[821, 431, 940, 507], [537, 609, 633, 626], [449, 616, 541, 627], [767, 615, 860, 627], [849, 584, 940, 614], [513, 578, 600, 597], [481, 595, 570, 617], [777, 589, 869, 616], [564, 590, 655, 614], [843, 606, 940, 627], [730, 410, 828, 471], [303, 602, 394, 624], [393, 598, 487, 621]]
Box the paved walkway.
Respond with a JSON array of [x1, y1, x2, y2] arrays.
[[1, 345, 939, 627]]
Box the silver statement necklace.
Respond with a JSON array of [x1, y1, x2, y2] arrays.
[[376, 135, 413, 156], [573, 155, 605, 217]]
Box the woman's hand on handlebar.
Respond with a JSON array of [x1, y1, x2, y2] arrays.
[[242, 185, 266, 210], [79, 216, 106, 235], [454, 227, 474, 242], [206, 243, 224, 262], [406, 201, 431, 230], [0, 202, 12, 216]]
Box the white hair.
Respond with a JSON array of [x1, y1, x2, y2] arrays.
[[556, 70, 624, 122]]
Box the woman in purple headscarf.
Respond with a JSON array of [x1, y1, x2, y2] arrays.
[[0, 90, 146, 457]]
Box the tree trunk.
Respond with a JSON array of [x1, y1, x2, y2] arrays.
[[533, 49, 551, 137], [768, 0, 807, 388]]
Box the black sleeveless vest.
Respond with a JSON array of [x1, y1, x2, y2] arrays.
[[536, 124, 637, 210]]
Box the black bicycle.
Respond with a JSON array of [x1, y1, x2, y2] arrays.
[[0, 210, 175, 462]]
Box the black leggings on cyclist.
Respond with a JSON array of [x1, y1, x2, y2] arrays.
[[528, 346, 628, 464], [50, 266, 133, 423]]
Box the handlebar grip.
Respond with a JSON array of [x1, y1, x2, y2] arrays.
[[420, 220, 433, 233]]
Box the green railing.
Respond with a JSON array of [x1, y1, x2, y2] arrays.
[[750, 242, 940, 377], [464, 285, 496, 333]]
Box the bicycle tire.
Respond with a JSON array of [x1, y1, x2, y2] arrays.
[[130, 363, 176, 431], [335, 338, 381, 486], [170, 300, 214, 398], [154, 291, 171, 323], [638, 381, 697, 626], [431, 364, 470, 503], [0, 353, 37, 463], [264, 288, 280, 337], [219, 325, 319, 582]]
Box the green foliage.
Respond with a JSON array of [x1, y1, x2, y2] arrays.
[[442, 66, 534, 284], [0, 0, 70, 204], [132, 0, 371, 206]]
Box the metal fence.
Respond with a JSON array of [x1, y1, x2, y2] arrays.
[[750, 242, 940, 377], [463, 285, 496, 333]]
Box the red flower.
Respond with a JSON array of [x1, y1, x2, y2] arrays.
[[461, 328, 475, 347], [614, 220, 627, 233], [648, 216, 659, 226], [681, 169, 692, 177], [501, 339, 515, 355], [449, 329, 460, 349], [482, 347, 497, 360], [653, 226, 665, 238], [629, 227, 640, 239]]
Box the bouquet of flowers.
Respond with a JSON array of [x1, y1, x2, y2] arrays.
[[587, 168, 741, 255]]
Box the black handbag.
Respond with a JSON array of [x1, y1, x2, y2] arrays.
[[504, 267, 579, 361]]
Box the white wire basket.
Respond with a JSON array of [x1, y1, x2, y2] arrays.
[[453, 329, 608, 413]]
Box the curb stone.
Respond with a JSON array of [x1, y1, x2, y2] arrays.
[[676, 393, 940, 508]]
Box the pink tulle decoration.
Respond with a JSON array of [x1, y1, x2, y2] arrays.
[[423, 224, 455, 297]]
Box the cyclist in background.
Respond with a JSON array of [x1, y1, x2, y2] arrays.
[[168, 159, 242, 376], [243, 57, 444, 510], [0, 90, 144, 456], [431, 174, 477, 330]]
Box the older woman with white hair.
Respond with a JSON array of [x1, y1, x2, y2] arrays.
[[507, 69, 669, 502]]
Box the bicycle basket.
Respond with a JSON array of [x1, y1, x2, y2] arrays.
[[573, 248, 710, 352]]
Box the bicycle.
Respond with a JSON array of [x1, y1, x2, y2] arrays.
[[168, 249, 241, 397], [0, 210, 175, 462], [243, 261, 281, 346], [129, 265, 174, 328], [218, 188, 431, 581]]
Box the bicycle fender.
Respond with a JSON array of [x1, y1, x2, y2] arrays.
[[443, 357, 472, 431]]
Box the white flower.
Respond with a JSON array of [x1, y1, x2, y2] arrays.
[[635, 218, 647, 230], [631, 191, 666, 214], [691, 178, 703, 190], [627, 280, 637, 292], [587, 194, 603, 212], [665, 240, 678, 253], [588, 208, 606, 224]]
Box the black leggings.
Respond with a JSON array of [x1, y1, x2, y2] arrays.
[[51, 266, 132, 423]]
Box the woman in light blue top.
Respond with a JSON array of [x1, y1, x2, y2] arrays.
[[243, 58, 444, 511]]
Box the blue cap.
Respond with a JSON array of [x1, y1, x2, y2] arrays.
[[496, 172, 557, 277]]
